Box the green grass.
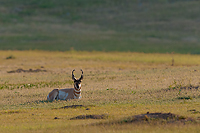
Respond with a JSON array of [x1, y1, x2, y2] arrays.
[[0, 51, 200, 132], [0, 0, 200, 53]]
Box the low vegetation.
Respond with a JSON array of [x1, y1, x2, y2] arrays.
[[0, 51, 200, 132], [1, 1, 200, 132], [0, 0, 200, 53]]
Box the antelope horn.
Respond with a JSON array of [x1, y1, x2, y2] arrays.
[[79, 69, 83, 80], [72, 69, 76, 80]]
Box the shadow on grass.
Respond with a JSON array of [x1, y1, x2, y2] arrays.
[[61, 104, 96, 109], [20, 99, 96, 109], [70, 114, 108, 120], [19, 100, 52, 106]]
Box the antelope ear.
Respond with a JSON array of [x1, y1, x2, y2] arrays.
[[78, 69, 83, 81], [72, 69, 77, 81]]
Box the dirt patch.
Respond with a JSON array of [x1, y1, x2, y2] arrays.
[[7, 68, 47, 73], [54, 117, 60, 119], [180, 85, 199, 90], [121, 112, 195, 124], [188, 109, 200, 114], [61, 105, 84, 109], [60, 105, 95, 109], [1, 110, 23, 114], [70, 114, 108, 120]]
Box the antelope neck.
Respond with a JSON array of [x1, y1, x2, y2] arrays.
[[73, 84, 81, 98]]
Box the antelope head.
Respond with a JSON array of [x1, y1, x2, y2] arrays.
[[72, 69, 83, 89]]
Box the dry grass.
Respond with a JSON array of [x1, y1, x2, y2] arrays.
[[0, 51, 200, 132]]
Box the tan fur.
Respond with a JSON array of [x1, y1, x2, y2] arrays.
[[47, 89, 59, 101], [58, 88, 74, 100], [47, 88, 76, 101], [47, 69, 83, 101]]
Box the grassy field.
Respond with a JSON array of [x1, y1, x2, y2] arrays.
[[0, 51, 200, 132], [0, 0, 200, 53], [1, 0, 200, 132]]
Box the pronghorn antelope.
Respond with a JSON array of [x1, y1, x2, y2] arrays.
[[47, 69, 83, 101]]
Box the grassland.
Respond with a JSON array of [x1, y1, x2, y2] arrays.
[[0, 0, 200, 53], [1, 0, 200, 132], [0, 51, 200, 132]]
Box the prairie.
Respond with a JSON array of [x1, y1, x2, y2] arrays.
[[1, 1, 200, 132], [0, 0, 200, 53], [0, 51, 200, 132]]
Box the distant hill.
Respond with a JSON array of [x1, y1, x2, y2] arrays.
[[0, 0, 199, 54]]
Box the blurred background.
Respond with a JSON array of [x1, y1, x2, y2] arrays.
[[0, 0, 199, 54]]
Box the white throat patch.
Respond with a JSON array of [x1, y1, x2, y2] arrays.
[[78, 84, 81, 89]]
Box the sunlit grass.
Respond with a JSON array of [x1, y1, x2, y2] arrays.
[[1, 104, 200, 133], [1, 50, 200, 66], [0, 51, 200, 132]]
